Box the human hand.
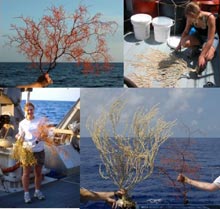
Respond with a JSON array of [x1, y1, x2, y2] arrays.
[[115, 189, 126, 198], [177, 173, 186, 183], [112, 198, 124, 209], [15, 133, 24, 142], [106, 189, 126, 209], [175, 43, 181, 52], [105, 197, 118, 209], [198, 55, 206, 69], [15, 134, 20, 140]]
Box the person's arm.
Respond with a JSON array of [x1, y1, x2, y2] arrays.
[[80, 188, 125, 207], [15, 122, 25, 141], [200, 14, 216, 57], [177, 173, 219, 192], [16, 82, 42, 88], [81, 188, 108, 200], [176, 18, 192, 51], [80, 188, 116, 201]]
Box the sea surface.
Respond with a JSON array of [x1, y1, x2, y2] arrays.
[[0, 62, 123, 87], [20, 100, 74, 125], [80, 137, 220, 208]]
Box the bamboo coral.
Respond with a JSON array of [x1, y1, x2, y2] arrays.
[[11, 138, 37, 166], [87, 99, 176, 193], [126, 49, 192, 88]]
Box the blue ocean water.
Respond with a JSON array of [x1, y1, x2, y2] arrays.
[[0, 62, 123, 87], [80, 137, 220, 208], [20, 100, 74, 125]]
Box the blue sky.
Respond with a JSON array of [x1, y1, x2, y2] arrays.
[[81, 88, 220, 138], [21, 88, 80, 101], [0, 0, 123, 62]]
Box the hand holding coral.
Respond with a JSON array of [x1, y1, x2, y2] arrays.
[[177, 173, 186, 183]]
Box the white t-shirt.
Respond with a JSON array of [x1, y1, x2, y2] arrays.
[[213, 176, 220, 188], [18, 117, 44, 152]]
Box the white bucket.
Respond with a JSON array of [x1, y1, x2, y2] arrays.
[[131, 14, 152, 40], [152, 16, 174, 43]]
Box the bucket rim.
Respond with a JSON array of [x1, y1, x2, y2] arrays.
[[152, 16, 174, 27], [131, 13, 152, 23]]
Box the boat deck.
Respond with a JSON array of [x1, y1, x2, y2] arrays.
[[0, 169, 80, 208], [124, 31, 220, 88]]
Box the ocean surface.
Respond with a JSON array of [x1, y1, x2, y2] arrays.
[[80, 137, 220, 208], [0, 62, 123, 87], [20, 100, 74, 125]]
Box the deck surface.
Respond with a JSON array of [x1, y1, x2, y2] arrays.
[[124, 31, 220, 88], [0, 170, 80, 208]]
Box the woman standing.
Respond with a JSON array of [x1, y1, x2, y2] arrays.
[[16, 102, 45, 203]]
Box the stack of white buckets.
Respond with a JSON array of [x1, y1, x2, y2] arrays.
[[131, 14, 174, 42]]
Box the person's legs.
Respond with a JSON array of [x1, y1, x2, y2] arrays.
[[22, 166, 32, 203], [34, 164, 43, 190], [22, 166, 31, 192], [203, 33, 219, 61], [181, 35, 202, 59], [181, 35, 201, 48], [33, 151, 45, 200], [197, 34, 219, 72], [34, 164, 45, 200]]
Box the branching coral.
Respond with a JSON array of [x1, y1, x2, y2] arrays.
[[87, 99, 176, 196]]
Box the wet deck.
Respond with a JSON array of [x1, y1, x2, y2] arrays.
[[124, 31, 220, 88], [0, 169, 80, 208]]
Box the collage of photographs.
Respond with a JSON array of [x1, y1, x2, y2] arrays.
[[0, 0, 220, 209]]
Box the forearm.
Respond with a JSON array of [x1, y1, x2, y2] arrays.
[[185, 177, 217, 191], [181, 30, 188, 39], [200, 40, 213, 57], [80, 188, 113, 201], [16, 130, 25, 140], [176, 30, 189, 50], [94, 191, 114, 200], [179, 32, 188, 44]]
